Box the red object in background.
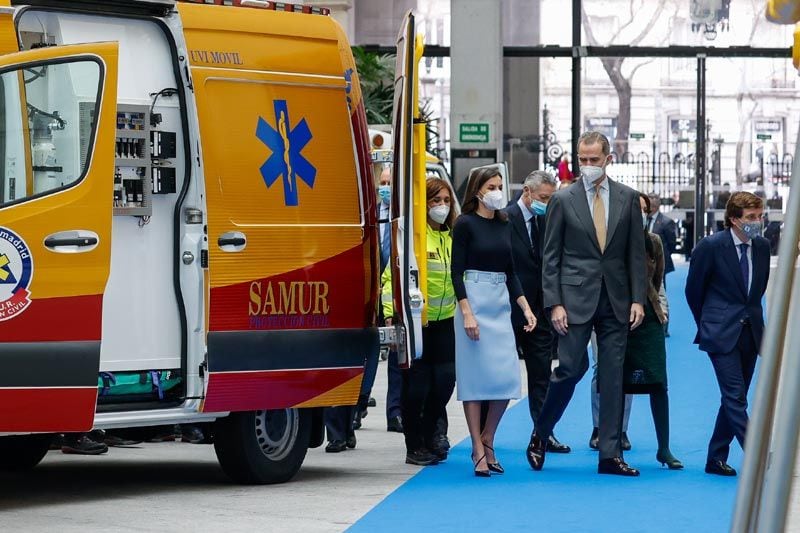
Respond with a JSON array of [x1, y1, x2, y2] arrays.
[[558, 158, 573, 182]]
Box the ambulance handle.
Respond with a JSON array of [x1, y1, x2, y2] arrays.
[[218, 231, 247, 251], [45, 237, 98, 247], [44, 230, 100, 253]]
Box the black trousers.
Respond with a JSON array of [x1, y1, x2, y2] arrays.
[[707, 324, 758, 462], [535, 283, 629, 460], [324, 406, 354, 442], [402, 317, 455, 452], [515, 320, 557, 425]]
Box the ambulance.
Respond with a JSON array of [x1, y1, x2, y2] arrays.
[[0, 0, 421, 485]]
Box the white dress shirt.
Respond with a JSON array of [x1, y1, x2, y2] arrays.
[[648, 213, 658, 233], [583, 177, 610, 227], [731, 230, 753, 294], [516, 197, 534, 243]]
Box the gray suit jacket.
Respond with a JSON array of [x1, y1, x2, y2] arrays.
[[542, 178, 647, 324]]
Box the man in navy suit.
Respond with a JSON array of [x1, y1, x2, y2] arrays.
[[505, 170, 571, 454], [685, 191, 769, 476]]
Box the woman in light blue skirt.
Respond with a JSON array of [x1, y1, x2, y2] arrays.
[[451, 167, 537, 477]]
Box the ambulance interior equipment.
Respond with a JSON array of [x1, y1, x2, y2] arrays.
[[17, 10, 187, 402]]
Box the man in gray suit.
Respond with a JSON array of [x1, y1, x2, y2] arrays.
[[527, 131, 647, 476]]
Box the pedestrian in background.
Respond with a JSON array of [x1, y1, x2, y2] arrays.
[[452, 167, 537, 477], [622, 193, 682, 470], [504, 170, 571, 454], [686, 191, 769, 477], [325, 166, 392, 452], [646, 193, 677, 336]]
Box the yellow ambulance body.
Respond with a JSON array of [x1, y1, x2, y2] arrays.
[[0, 0, 380, 484]]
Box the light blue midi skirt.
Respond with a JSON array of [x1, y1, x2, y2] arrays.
[[454, 270, 521, 401]]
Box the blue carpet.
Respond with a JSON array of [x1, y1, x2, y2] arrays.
[[350, 265, 748, 533]]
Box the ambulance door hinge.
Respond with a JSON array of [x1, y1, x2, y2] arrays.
[[199, 360, 207, 378], [200, 249, 208, 268]]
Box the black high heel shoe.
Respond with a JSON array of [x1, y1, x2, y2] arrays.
[[472, 453, 491, 477], [656, 450, 684, 470], [482, 443, 504, 474]]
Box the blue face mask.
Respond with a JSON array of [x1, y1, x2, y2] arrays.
[[378, 185, 391, 204], [531, 200, 548, 216]]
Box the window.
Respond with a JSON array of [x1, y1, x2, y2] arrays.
[[0, 59, 100, 206]]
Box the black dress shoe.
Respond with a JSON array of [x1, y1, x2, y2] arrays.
[[387, 416, 404, 433], [433, 434, 450, 452], [346, 434, 357, 449], [526, 433, 546, 471], [406, 449, 439, 466], [181, 426, 205, 444], [62, 435, 109, 455], [352, 410, 362, 430], [621, 432, 632, 451], [368, 397, 377, 407], [598, 457, 640, 476], [325, 440, 347, 453], [589, 427, 599, 450], [547, 435, 571, 454], [430, 446, 448, 462], [705, 459, 736, 476]]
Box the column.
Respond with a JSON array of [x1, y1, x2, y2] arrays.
[[450, 0, 503, 192]]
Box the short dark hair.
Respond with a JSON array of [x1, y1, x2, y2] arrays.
[[578, 131, 611, 156], [725, 191, 764, 229]]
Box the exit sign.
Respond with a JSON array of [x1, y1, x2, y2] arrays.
[[459, 123, 490, 143], [629, 133, 646, 140], [757, 133, 772, 140]]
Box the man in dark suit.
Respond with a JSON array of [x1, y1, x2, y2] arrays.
[[505, 170, 570, 454], [647, 194, 677, 282], [685, 191, 769, 477], [528, 131, 646, 476], [647, 193, 677, 337]]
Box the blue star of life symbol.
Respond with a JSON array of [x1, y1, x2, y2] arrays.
[[256, 100, 317, 207]]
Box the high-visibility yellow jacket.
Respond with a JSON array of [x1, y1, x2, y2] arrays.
[[381, 224, 455, 322]]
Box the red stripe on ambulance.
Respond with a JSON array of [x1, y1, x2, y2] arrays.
[[202, 367, 362, 412], [0, 387, 97, 432], [0, 294, 102, 342]]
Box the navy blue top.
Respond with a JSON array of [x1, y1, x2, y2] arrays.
[[451, 212, 524, 301]]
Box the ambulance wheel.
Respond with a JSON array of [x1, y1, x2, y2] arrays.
[[0, 434, 53, 472], [214, 408, 311, 484]]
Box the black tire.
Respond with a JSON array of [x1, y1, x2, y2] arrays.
[[0, 434, 53, 472], [213, 408, 311, 484]]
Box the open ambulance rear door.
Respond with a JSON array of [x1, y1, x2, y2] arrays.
[[390, 12, 424, 368], [0, 43, 118, 432]]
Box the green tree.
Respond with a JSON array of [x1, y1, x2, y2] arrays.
[[352, 46, 395, 124], [352, 47, 440, 156]]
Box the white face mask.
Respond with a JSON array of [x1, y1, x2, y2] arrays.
[[479, 189, 505, 211], [429, 204, 450, 225], [580, 165, 605, 183]]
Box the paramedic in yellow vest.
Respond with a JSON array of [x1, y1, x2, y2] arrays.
[[383, 177, 457, 466]]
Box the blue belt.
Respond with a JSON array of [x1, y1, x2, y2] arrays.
[[463, 270, 507, 284]]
